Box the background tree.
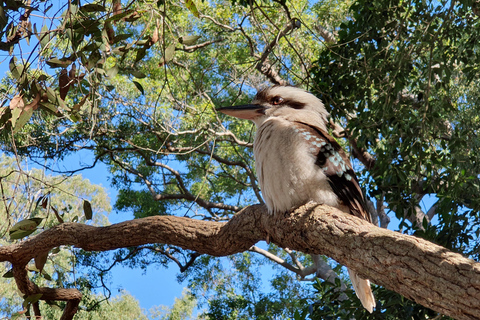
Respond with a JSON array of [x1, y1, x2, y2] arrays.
[[0, 0, 479, 319]]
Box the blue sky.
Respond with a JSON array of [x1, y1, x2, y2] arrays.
[[60, 154, 187, 312]]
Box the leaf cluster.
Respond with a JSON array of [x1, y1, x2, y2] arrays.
[[313, 0, 480, 247]]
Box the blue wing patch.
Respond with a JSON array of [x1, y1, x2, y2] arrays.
[[293, 122, 372, 223]]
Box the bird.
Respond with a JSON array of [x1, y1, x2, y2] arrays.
[[218, 85, 376, 313]]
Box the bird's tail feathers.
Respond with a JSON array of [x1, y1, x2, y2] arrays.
[[347, 268, 376, 313]]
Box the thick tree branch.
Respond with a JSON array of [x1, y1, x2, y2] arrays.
[[2, 203, 480, 319]]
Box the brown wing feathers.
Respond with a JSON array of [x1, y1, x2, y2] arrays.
[[294, 122, 372, 223]]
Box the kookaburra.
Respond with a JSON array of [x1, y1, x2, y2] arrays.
[[219, 86, 376, 313]]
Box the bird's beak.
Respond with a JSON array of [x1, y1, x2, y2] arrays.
[[217, 104, 265, 120]]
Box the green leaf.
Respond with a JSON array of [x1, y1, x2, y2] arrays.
[[39, 24, 50, 49], [133, 80, 144, 95], [13, 107, 33, 133], [2, 270, 13, 278], [95, 67, 106, 75], [106, 9, 134, 23], [81, 3, 106, 12], [179, 35, 201, 46], [9, 229, 35, 240], [46, 57, 73, 68], [106, 65, 119, 78], [130, 70, 146, 78], [45, 86, 57, 103], [87, 51, 102, 70], [10, 219, 38, 233], [23, 293, 43, 307], [159, 43, 176, 65], [9, 57, 21, 79], [185, 0, 200, 18], [41, 271, 53, 281], [69, 112, 81, 122], [39, 102, 59, 114], [9, 218, 42, 235], [112, 33, 132, 43], [10, 106, 21, 129], [135, 46, 147, 62], [83, 199, 93, 220], [0, 5, 8, 31], [51, 247, 61, 254]]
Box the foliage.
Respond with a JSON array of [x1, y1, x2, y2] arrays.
[[0, 154, 117, 317], [1, 0, 480, 318], [41, 291, 150, 320], [313, 0, 480, 247], [149, 288, 202, 320], [185, 252, 312, 319]]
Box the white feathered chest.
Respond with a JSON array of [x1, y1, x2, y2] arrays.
[[254, 117, 340, 213]]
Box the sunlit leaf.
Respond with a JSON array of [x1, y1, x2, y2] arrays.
[[9, 229, 35, 240], [70, 112, 81, 122], [179, 35, 201, 46], [9, 218, 42, 235], [13, 107, 33, 132], [159, 43, 176, 65], [185, 0, 200, 18], [24, 293, 43, 305], [39, 24, 50, 49], [107, 65, 119, 78]]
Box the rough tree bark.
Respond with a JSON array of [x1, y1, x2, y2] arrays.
[[1, 203, 480, 320]]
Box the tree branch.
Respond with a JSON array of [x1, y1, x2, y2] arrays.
[[2, 203, 480, 319], [255, 18, 301, 86]]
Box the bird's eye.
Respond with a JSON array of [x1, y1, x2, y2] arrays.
[[271, 96, 284, 105]]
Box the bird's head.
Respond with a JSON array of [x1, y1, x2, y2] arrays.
[[218, 86, 329, 129]]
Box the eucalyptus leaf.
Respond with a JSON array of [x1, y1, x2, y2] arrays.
[[132, 80, 144, 95], [46, 58, 73, 68], [130, 70, 146, 78], [179, 35, 201, 46], [2, 270, 13, 278], [24, 293, 43, 304], [83, 199, 93, 220], [185, 0, 200, 18]]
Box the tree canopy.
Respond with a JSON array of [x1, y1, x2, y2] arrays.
[[1, 0, 480, 319]]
